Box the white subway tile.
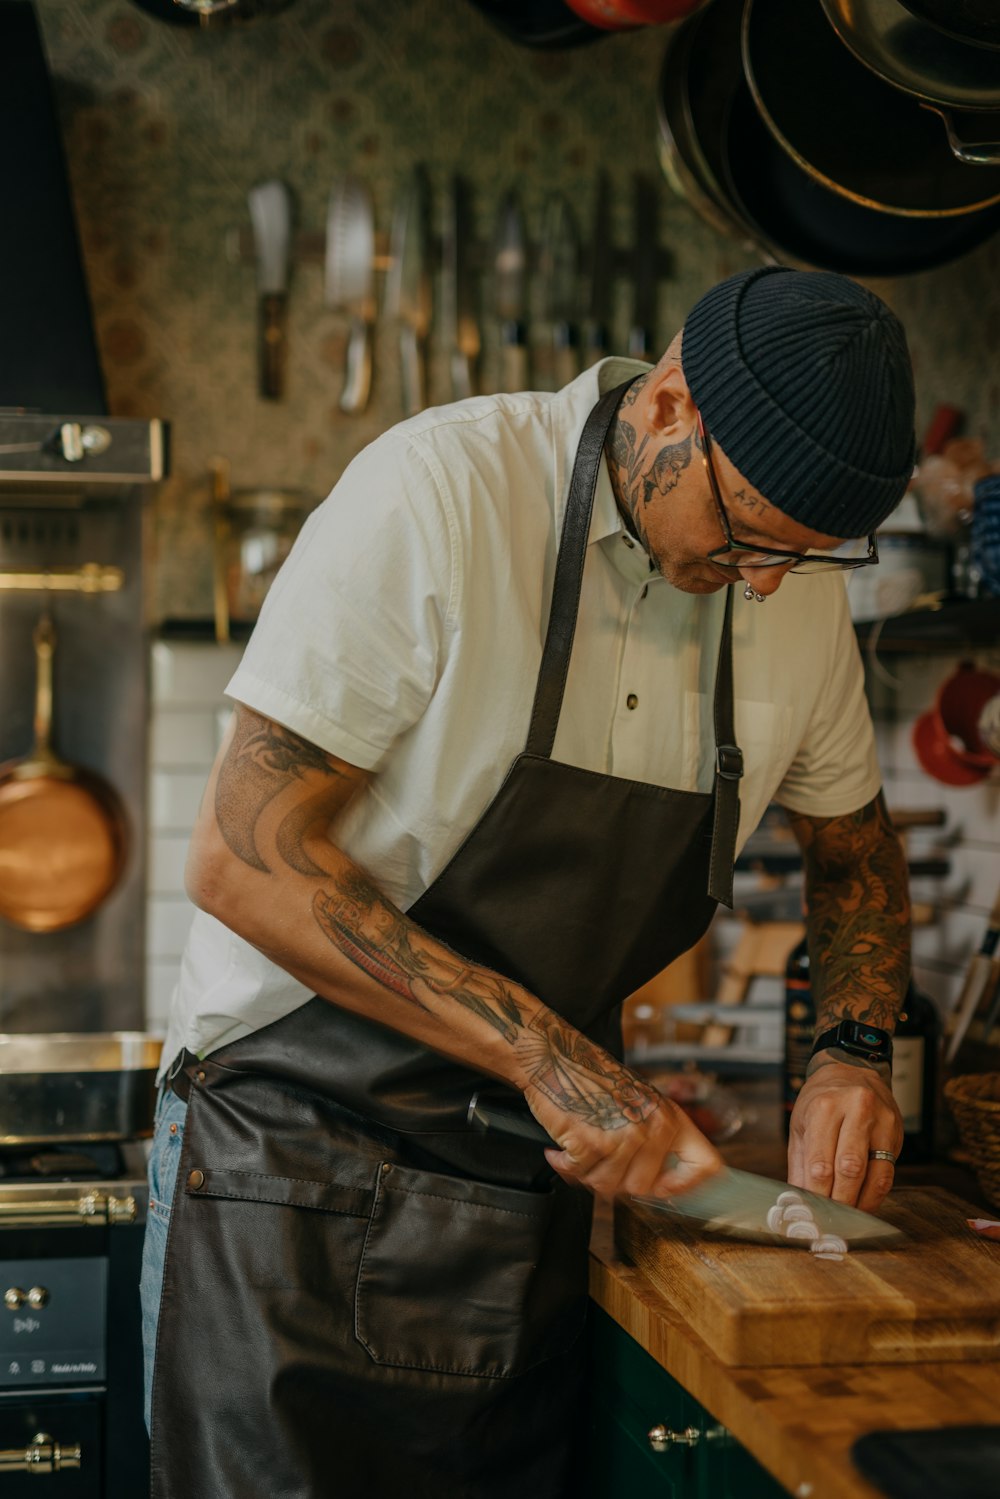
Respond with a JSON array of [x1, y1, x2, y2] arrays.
[[148, 833, 192, 896], [147, 897, 197, 959], [151, 641, 245, 707], [150, 770, 208, 831], [150, 708, 218, 768]]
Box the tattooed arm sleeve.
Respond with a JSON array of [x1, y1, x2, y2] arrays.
[[186, 704, 661, 1136], [785, 791, 911, 1040]]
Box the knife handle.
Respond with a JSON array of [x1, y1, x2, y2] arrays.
[[499, 323, 529, 393], [450, 350, 475, 402], [467, 1092, 556, 1147], [582, 322, 608, 369], [551, 327, 580, 390], [399, 324, 425, 416], [259, 292, 286, 401], [340, 315, 372, 415]]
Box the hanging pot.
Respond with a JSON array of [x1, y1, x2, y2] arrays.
[[898, 0, 1000, 52], [743, 0, 1000, 216], [0, 612, 128, 933], [819, 0, 1000, 163], [655, 0, 1000, 274]]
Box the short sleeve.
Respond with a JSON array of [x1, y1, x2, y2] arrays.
[[772, 575, 883, 818], [225, 434, 457, 771]]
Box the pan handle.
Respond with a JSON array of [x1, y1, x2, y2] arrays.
[[31, 612, 57, 760], [923, 104, 1000, 166]]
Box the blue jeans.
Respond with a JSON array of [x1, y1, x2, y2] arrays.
[[139, 1085, 188, 1433]]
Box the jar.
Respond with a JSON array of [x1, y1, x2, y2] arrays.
[[217, 488, 313, 628]]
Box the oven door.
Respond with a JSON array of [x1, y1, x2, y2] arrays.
[[0, 1394, 102, 1495]]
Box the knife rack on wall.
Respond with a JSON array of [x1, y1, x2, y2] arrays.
[[227, 171, 675, 416]]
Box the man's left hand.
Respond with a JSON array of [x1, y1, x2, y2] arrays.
[[787, 1058, 904, 1213]]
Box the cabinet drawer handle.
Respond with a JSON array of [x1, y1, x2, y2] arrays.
[[0, 1432, 82, 1473], [648, 1423, 700, 1452]]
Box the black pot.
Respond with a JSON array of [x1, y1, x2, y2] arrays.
[[655, 0, 1000, 275], [743, 0, 1000, 217], [899, 0, 1000, 51]]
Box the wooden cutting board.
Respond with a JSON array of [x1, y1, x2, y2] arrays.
[[614, 1186, 1000, 1368]]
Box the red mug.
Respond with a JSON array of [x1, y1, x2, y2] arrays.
[[912, 662, 1000, 786]]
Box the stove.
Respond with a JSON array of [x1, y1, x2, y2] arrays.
[[0, 1141, 149, 1495]]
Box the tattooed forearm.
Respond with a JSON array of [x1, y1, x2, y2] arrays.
[[518, 1012, 660, 1132], [215, 707, 348, 873], [312, 865, 658, 1132], [786, 793, 910, 1032]]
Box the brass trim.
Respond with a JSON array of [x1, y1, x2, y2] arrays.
[[0, 564, 124, 593]]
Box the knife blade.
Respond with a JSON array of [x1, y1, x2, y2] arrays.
[[537, 193, 580, 390], [247, 178, 292, 400], [385, 167, 432, 416], [324, 173, 375, 416], [582, 171, 613, 368], [492, 191, 529, 392], [468, 1092, 904, 1248], [627, 173, 658, 363], [442, 175, 480, 401]]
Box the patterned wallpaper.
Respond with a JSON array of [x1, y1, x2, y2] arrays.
[[33, 0, 1000, 619]]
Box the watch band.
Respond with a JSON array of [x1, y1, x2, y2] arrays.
[[809, 1019, 893, 1075], [806, 1045, 892, 1082]]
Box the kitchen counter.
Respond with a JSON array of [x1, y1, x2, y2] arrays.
[[587, 1080, 1000, 1498]]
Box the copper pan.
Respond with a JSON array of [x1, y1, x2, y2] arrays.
[[0, 611, 128, 932]]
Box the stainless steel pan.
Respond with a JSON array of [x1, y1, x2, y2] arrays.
[[0, 1032, 163, 1144]]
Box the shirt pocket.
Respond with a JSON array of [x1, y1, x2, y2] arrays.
[[683, 692, 793, 815]]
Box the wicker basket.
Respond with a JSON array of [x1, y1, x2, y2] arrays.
[[944, 1072, 1000, 1210]]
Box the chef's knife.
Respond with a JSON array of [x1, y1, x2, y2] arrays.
[[492, 191, 529, 392], [247, 178, 292, 401], [385, 167, 432, 416], [468, 1093, 904, 1248], [324, 173, 376, 416], [582, 171, 613, 368], [442, 175, 480, 401], [627, 174, 658, 363], [537, 194, 580, 390]]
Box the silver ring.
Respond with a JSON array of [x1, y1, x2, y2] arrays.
[[868, 1149, 896, 1164]]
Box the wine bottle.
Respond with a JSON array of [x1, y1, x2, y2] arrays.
[[892, 981, 940, 1165], [782, 934, 813, 1135]]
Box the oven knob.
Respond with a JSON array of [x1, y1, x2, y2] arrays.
[[4, 1288, 24, 1311], [27, 1287, 49, 1310]]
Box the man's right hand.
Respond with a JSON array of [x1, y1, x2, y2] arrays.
[[522, 1061, 723, 1203]]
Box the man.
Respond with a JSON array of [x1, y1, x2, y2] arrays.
[[142, 266, 913, 1498]]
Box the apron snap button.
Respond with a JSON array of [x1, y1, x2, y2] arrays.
[[196, 1070, 206, 1083], [381, 1163, 393, 1175], [188, 1169, 205, 1189]]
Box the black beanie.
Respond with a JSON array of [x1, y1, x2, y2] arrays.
[[681, 266, 916, 539]]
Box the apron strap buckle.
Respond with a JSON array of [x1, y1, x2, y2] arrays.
[[716, 744, 744, 782]]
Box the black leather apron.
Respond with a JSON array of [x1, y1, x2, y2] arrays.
[[149, 381, 743, 1499]]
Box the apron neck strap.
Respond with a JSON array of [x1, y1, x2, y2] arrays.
[[526, 379, 633, 758], [523, 378, 743, 908]]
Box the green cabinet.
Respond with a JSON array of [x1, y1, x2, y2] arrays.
[[584, 1307, 787, 1499]]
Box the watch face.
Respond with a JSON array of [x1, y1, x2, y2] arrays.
[[840, 1020, 891, 1058]]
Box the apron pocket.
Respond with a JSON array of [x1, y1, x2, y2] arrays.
[[355, 1161, 588, 1380]]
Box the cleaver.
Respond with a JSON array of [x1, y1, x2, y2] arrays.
[[468, 1092, 904, 1248]]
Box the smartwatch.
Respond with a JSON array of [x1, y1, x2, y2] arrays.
[[809, 1019, 893, 1073]]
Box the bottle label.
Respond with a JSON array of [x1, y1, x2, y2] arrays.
[[892, 1036, 924, 1133]]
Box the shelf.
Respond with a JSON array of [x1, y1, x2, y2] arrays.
[[854, 596, 1000, 652]]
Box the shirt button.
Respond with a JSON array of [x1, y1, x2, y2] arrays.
[[622, 534, 635, 549], [626, 693, 638, 710]]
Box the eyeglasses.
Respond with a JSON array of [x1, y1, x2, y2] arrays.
[[698, 414, 879, 573]]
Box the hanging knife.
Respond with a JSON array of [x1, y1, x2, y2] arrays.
[[468, 1092, 904, 1248], [582, 171, 614, 368], [627, 174, 658, 363], [537, 194, 580, 390], [442, 175, 480, 401], [492, 191, 530, 392], [324, 174, 376, 416], [385, 167, 432, 417], [247, 178, 292, 401]]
